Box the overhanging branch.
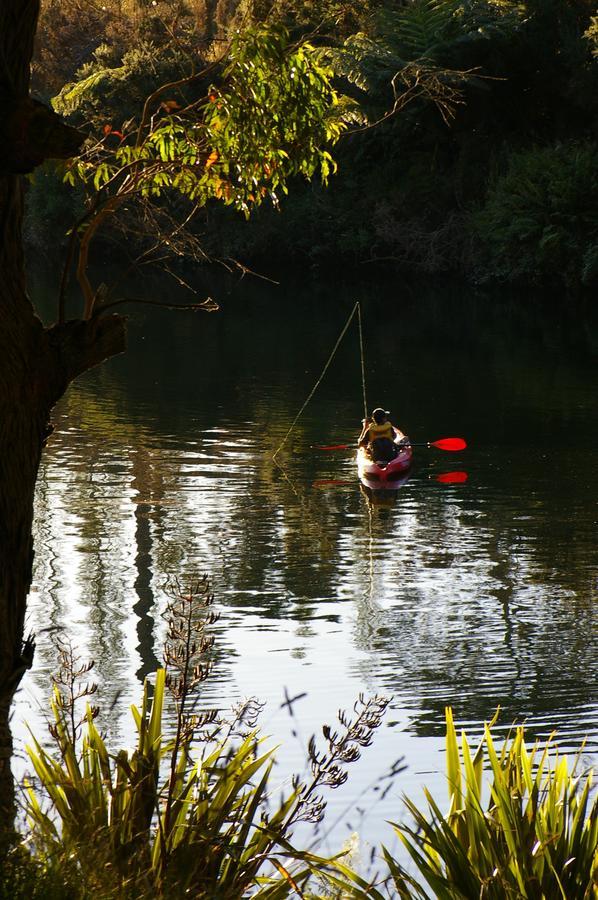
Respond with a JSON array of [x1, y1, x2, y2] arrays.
[[46, 314, 127, 395]]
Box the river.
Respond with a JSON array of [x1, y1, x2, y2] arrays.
[[17, 271, 598, 858]]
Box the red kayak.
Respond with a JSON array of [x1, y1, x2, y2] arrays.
[[357, 440, 413, 489]]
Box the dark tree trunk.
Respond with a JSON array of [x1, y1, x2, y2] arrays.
[[0, 0, 45, 818], [0, 0, 126, 833]]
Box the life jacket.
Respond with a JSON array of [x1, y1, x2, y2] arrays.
[[368, 421, 393, 443]]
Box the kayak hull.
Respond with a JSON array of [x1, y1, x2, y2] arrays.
[[357, 442, 413, 489]]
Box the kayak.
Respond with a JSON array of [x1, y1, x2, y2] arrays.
[[357, 440, 413, 489]]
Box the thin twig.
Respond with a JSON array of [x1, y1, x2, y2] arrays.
[[92, 295, 218, 316]]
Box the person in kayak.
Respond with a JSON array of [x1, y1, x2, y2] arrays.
[[358, 408, 408, 462]]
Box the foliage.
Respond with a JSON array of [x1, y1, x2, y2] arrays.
[[0, 845, 77, 900], [27, 0, 598, 290], [323, 1, 473, 125], [379, 0, 463, 62], [33, 0, 237, 98], [24, 162, 86, 256], [326, 0, 519, 110], [474, 142, 598, 287], [74, 26, 341, 207], [56, 24, 344, 318], [53, 41, 194, 125], [12, 580, 598, 898], [251, 0, 382, 38], [385, 708, 598, 899], [22, 576, 389, 898], [32, 0, 112, 98], [586, 16, 598, 57]]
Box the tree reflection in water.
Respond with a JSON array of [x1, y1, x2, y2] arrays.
[[21, 276, 597, 806]]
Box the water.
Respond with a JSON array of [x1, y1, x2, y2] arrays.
[[17, 273, 598, 856]]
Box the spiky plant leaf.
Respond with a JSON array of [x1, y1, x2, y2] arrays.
[[388, 709, 598, 899]]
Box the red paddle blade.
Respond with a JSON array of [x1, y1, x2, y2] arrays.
[[312, 443, 352, 451], [436, 470, 468, 484], [430, 437, 467, 451]]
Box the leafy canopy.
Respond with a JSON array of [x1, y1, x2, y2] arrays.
[[63, 26, 344, 218]]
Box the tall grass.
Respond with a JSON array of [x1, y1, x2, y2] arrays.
[[385, 708, 598, 899], [21, 576, 389, 898], [11, 576, 598, 897]]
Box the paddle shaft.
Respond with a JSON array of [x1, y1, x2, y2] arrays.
[[314, 437, 466, 452]]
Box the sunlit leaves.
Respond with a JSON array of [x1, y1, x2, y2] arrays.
[[23, 665, 374, 897], [92, 162, 111, 191], [54, 64, 127, 116], [65, 26, 344, 220], [200, 28, 343, 208]]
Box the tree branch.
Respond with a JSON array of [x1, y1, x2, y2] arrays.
[[46, 314, 127, 393], [94, 296, 218, 315]]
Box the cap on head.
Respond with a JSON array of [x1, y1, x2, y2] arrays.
[[372, 407, 390, 424]]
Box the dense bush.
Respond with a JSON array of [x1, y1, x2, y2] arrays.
[[52, 40, 199, 128], [0, 847, 76, 900], [19, 579, 389, 899], [32, 0, 225, 98], [473, 142, 598, 288], [387, 708, 598, 899], [23, 163, 85, 257]]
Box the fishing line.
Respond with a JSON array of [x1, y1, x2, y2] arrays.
[[272, 301, 368, 462], [357, 302, 368, 420]]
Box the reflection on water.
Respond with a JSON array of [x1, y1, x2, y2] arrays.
[[18, 276, 598, 846]]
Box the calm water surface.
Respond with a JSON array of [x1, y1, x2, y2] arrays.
[[17, 274, 598, 854]]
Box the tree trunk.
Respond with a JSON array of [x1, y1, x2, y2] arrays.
[[0, 0, 126, 834], [0, 178, 126, 830], [0, 91, 46, 836]]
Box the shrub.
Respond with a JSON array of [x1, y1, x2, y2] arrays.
[[0, 846, 77, 900], [24, 162, 85, 256], [22, 577, 389, 898], [474, 142, 598, 288], [385, 708, 598, 899]]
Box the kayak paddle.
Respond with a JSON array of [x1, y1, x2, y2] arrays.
[[420, 437, 467, 451], [436, 470, 469, 484], [313, 437, 467, 452], [312, 443, 355, 451]]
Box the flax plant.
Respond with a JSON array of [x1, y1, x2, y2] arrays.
[[385, 708, 598, 899], [23, 576, 389, 898]]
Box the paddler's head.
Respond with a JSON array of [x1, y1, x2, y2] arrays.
[[372, 408, 390, 425]]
